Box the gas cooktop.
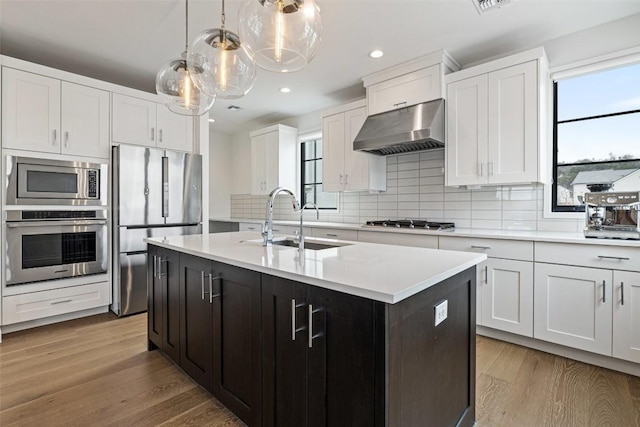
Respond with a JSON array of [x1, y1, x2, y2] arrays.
[[364, 219, 455, 231]]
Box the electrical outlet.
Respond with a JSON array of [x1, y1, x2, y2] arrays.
[[434, 300, 448, 326]]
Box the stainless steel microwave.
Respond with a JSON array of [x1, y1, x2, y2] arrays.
[[5, 156, 107, 206]]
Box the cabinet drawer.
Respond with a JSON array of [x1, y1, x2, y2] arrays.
[[311, 227, 358, 241], [358, 231, 438, 248], [271, 225, 298, 235], [2, 281, 110, 325], [367, 65, 441, 115], [535, 242, 640, 272], [439, 236, 533, 261], [239, 222, 262, 232]]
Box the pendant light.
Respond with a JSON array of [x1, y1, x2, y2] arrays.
[[187, 0, 257, 99], [238, 0, 322, 73], [156, 0, 215, 116]]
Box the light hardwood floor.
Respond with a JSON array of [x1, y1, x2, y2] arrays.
[[1, 313, 638, 426]]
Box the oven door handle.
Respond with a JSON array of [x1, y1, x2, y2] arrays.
[[6, 220, 108, 228]]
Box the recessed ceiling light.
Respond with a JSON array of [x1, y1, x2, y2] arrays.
[[369, 50, 384, 59], [208, 118, 215, 123], [280, 87, 291, 93], [227, 105, 243, 111]]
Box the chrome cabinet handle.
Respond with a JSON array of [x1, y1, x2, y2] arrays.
[[308, 305, 323, 348], [201, 271, 205, 301], [621, 282, 625, 306], [326, 233, 338, 237], [345, 174, 349, 185], [479, 162, 484, 177], [598, 255, 630, 261], [208, 273, 222, 303], [51, 299, 72, 305], [339, 174, 343, 185], [602, 280, 606, 303], [7, 220, 107, 228], [151, 127, 155, 141], [291, 299, 307, 341], [152, 255, 157, 278], [159, 129, 163, 143], [489, 161, 495, 177], [52, 129, 57, 146], [64, 131, 69, 147], [484, 265, 488, 284], [393, 101, 407, 108], [471, 245, 491, 250]]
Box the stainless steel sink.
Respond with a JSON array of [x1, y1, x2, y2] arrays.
[[271, 237, 352, 251]]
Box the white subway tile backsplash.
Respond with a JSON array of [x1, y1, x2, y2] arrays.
[[397, 161, 420, 171], [472, 200, 502, 211], [420, 185, 444, 194], [398, 201, 419, 210], [420, 167, 444, 177], [420, 176, 445, 186], [471, 219, 502, 230], [420, 160, 444, 169], [444, 210, 472, 219], [502, 220, 537, 231], [398, 169, 419, 179], [398, 210, 420, 218], [444, 201, 471, 211], [398, 194, 420, 202], [398, 186, 420, 194], [503, 200, 537, 211], [420, 192, 444, 202], [419, 201, 444, 210], [503, 210, 537, 221], [396, 153, 420, 163], [444, 192, 472, 202], [471, 210, 501, 220], [378, 194, 398, 203], [419, 150, 445, 161]]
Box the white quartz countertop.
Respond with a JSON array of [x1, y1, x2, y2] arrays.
[[146, 231, 486, 304], [210, 217, 640, 248]]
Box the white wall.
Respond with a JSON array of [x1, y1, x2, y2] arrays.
[[209, 129, 233, 217]]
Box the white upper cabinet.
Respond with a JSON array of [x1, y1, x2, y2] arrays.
[[250, 124, 297, 195], [367, 65, 442, 115], [2, 68, 109, 158], [322, 102, 386, 192], [362, 50, 459, 116], [60, 81, 110, 158], [445, 48, 548, 187], [112, 93, 193, 152]]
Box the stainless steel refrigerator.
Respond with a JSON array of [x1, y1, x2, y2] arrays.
[[111, 145, 202, 316]]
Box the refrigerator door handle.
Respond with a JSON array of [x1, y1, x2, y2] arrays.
[[162, 156, 169, 218]]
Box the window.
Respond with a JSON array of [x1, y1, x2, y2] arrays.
[[553, 62, 640, 212], [300, 138, 338, 209]]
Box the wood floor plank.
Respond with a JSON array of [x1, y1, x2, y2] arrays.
[[1, 313, 638, 427]]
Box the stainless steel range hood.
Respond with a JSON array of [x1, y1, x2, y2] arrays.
[[354, 98, 445, 156]]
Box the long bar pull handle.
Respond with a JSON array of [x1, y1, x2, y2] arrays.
[[602, 280, 606, 304], [64, 131, 69, 148], [162, 156, 169, 218], [471, 245, 492, 250], [151, 127, 155, 141], [308, 305, 323, 348], [208, 274, 222, 303], [479, 162, 484, 177], [621, 282, 625, 306], [51, 299, 73, 305], [152, 255, 157, 278], [489, 161, 495, 177], [339, 174, 343, 185], [52, 129, 57, 146], [201, 271, 205, 301], [291, 299, 306, 341], [598, 255, 630, 261], [326, 233, 338, 238], [484, 265, 488, 284], [159, 129, 163, 143], [345, 174, 349, 185]]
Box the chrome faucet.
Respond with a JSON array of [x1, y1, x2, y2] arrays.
[[294, 202, 320, 251], [262, 187, 300, 246]]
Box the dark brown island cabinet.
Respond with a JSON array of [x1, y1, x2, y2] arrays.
[[147, 244, 476, 427]]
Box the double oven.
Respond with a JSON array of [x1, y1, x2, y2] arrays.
[[4, 156, 108, 286]]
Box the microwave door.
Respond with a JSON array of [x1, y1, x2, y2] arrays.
[[114, 145, 165, 226], [164, 150, 202, 225]]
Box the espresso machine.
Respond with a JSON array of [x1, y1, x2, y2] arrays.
[[584, 191, 640, 240]]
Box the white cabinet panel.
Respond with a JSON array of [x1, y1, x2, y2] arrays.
[[156, 106, 192, 152], [481, 258, 533, 337], [487, 61, 538, 184], [61, 82, 110, 158], [613, 270, 640, 363], [439, 236, 533, 261], [239, 222, 261, 232], [534, 263, 612, 355], [535, 242, 640, 272], [357, 231, 438, 248], [249, 125, 297, 195], [2, 67, 61, 153], [112, 93, 156, 147], [311, 227, 358, 241], [367, 65, 442, 115], [321, 105, 385, 192]]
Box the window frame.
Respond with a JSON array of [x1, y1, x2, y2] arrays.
[[300, 137, 338, 210]]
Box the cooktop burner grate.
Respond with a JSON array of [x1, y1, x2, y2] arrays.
[[364, 219, 455, 230]]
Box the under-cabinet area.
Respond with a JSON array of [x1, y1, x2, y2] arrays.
[[146, 236, 482, 427]]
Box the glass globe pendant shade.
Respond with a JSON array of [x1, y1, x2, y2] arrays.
[[188, 29, 257, 99], [156, 57, 216, 116], [239, 0, 322, 73]]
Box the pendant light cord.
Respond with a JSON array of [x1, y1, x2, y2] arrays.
[[184, 0, 189, 52]]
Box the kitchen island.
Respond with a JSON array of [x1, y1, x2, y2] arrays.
[[145, 232, 486, 427]]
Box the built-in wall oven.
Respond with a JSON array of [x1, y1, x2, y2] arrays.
[[5, 156, 107, 206], [5, 210, 108, 285]]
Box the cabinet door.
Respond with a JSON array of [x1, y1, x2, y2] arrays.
[[157, 106, 192, 152], [476, 260, 487, 325], [322, 113, 345, 192], [262, 275, 309, 427], [307, 286, 376, 427], [481, 258, 533, 337], [613, 271, 640, 363], [264, 130, 281, 192], [367, 65, 442, 115], [446, 74, 488, 186], [112, 93, 156, 146], [162, 248, 181, 364], [60, 82, 110, 158], [2, 68, 60, 153], [487, 61, 538, 184], [179, 254, 214, 391], [343, 107, 370, 191], [534, 263, 612, 355], [147, 246, 163, 349], [250, 133, 268, 195], [212, 262, 262, 426]]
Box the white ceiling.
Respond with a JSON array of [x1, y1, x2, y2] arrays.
[[1, 0, 640, 134]]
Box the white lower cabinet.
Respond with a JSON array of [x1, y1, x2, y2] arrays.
[[480, 258, 534, 337], [357, 231, 438, 248], [612, 270, 640, 363], [2, 281, 111, 325], [311, 227, 358, 241], [534, 263, 612, 356]]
